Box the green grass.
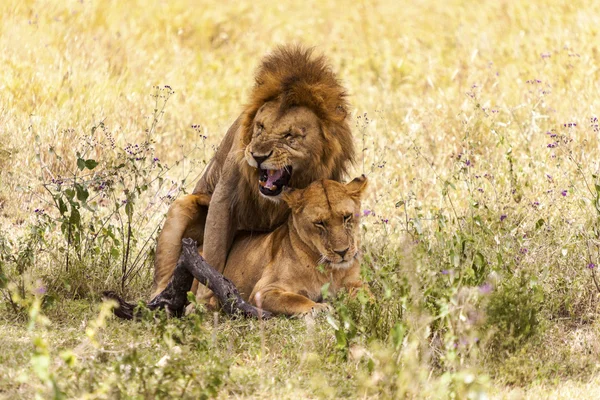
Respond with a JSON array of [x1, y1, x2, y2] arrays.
[[2, 0, 600, 398]]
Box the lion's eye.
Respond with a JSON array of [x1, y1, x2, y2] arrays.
[[284, 132, 293, 139], [314, 220, 325, 228], [256, 122, 264, 131], [343, 214, 352, 223]]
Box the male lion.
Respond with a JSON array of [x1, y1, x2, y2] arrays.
[[152, 46, 355, 299], [205, 176, 368, 315]]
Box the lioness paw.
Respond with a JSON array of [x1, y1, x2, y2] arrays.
[[308, 302, 332, 316]]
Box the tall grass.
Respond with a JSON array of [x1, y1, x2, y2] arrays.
[[1, 0, 600, 398]]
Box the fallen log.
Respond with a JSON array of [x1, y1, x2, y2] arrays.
[[103, 238, 272, 320]]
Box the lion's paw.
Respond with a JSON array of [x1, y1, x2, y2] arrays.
[[305, 302, 332, 317]]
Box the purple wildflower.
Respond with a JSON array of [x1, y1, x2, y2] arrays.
[[35, 285, 47, 295], [520, 248, 528, 254], [441, 269, 449, 275], [588, 263, 596, 269], [363, 209, 372, 217], [479, 283, 493, 294], [500, 214, 507, 222], [561, 190, 567, 197]]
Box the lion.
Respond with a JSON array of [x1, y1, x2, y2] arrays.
[[152, 45, 355, 299], [199, 176, 368, 315]]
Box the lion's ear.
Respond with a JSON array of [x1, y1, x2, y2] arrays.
[[282, 187, 304, 211], [345, 175, 368, 200]]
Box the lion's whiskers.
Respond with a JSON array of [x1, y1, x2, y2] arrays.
[[317, 254, 328, 266]]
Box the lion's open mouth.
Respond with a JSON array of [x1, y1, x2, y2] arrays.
[[258, 167, 292, 196]]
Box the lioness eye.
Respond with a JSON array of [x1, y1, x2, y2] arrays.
[[314, 221, 325, 228], [284, 131, 293, 139], [256, 122, 264, 131], [343, 214, 352, 223]]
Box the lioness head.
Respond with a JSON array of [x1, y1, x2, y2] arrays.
[[283, 176, 368, 268], [240, 45, 354, 198]]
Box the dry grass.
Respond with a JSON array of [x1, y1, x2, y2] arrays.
[[2, 0, 600, 398]]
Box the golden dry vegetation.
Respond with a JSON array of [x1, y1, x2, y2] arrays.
[[1, 0, 600, 398]]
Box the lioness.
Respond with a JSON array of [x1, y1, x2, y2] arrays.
[[202, 176, 367, 315], [153, 46, 355, 299]]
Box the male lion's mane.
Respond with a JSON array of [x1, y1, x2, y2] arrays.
[[234, 46, 355, 222], [151, 45, 356, 299]]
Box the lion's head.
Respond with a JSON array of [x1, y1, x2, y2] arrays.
[[239, 45, 354, 198], [283, 176, 367, 268]]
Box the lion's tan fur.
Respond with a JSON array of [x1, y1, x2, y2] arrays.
[[152, 45, 355, 298], [205, 177, 368, 316]]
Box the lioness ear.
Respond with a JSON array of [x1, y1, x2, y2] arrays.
[[281, 187, 304, 211], [345, 175, 368, 200]]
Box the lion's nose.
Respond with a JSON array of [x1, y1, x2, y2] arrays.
[[334, 248, 349, 258], [251, 151, 273, 168]]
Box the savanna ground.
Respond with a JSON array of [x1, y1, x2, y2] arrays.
[[1, 0, 600, 398]]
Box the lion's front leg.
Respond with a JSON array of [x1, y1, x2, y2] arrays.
[[152, 193, 209, 299], [195, 159, 239, 302], [200, 162, 239, 274]]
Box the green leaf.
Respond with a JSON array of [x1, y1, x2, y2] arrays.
[[110, 247, 120, 258], [77, 158, 86, 171], [474, 251, 485, 268], [535, 218, 545, 230], [125, 199, 134, 220], [69, 208, 80, 227], [57, 197, 68, 215], [390, 322, 406, 350], [64, 189, 75, 201], [84, 159, 98, 170], [75, 183, 88, 202]]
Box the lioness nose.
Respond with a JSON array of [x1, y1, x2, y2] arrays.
[[334, 248, 349, 258], [251, 151, 272, 167]]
